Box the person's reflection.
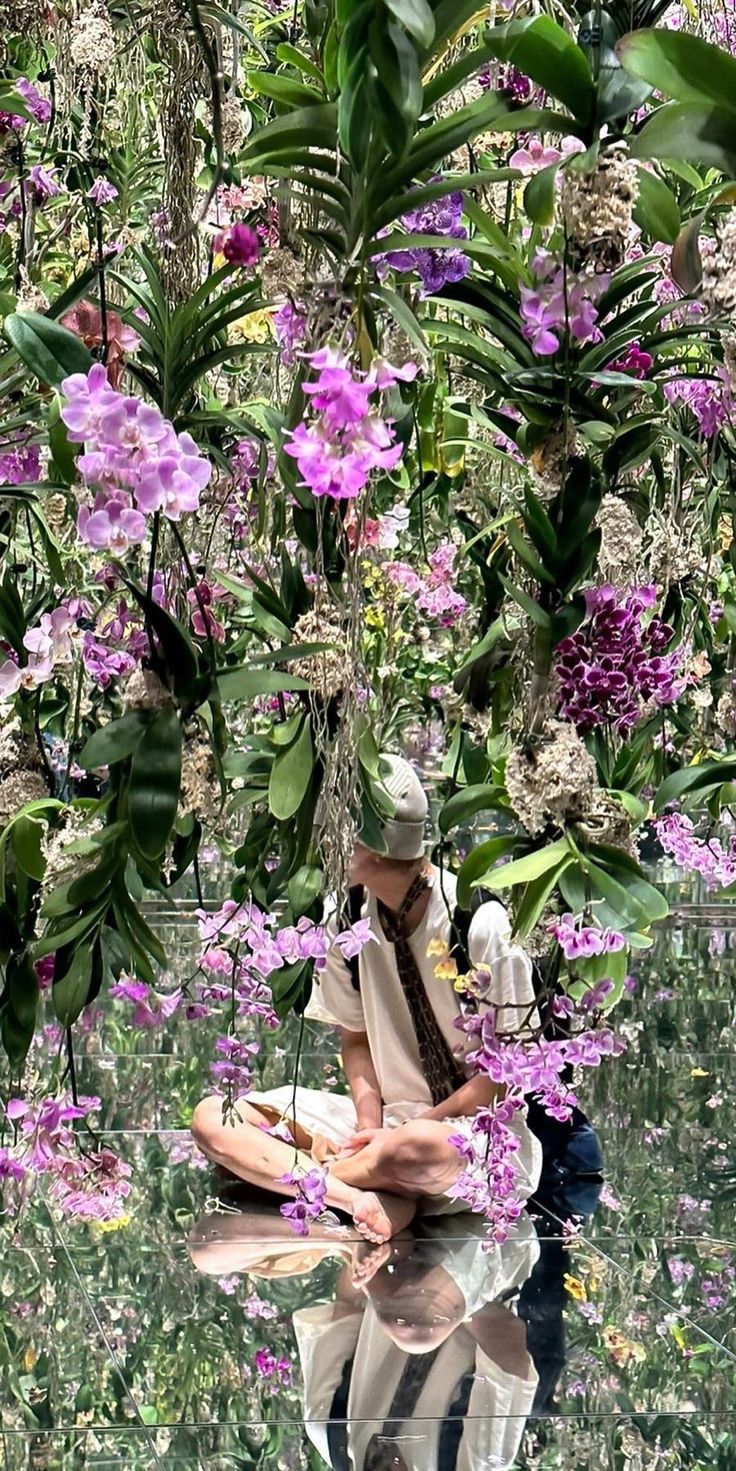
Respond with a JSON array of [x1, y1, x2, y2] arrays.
[[190, 1207, 540, 1471]]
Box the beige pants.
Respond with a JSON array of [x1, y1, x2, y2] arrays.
[[244, 1085, 542, 1216]]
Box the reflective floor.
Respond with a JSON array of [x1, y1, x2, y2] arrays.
[[2, 912, 735, 1469]]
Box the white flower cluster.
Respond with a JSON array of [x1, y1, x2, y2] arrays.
[[180, 739, 221, 823], [595, 494, 643, 586], [123, 668, 172, 711], [561, 149, 639, 271], [0, 724, 47, 830], [220, 92, 249, 156], [701, 209, 736, 317], [291, 605, 353, 700], [70, 1, 115, 74], [505, 719, 598, 835]]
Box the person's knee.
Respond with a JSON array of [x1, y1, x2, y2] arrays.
[[191, 1095, 227, 1154], [386, 1122, 439, 1175]]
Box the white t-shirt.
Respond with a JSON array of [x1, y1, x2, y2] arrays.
[[306, 868, 538, 1126], [293, 1213, 540, 1471]]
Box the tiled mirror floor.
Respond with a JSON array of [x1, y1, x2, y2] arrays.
[[1, 912, 735, 1469]]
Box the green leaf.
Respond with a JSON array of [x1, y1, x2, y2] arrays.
[[338, 49, 372, 170], [34, 903, 107, 958], [589, 845, 669, 924], [288, 864, 323, 914], [506, 521, 555, 583], [48, 395, 79, 485], [618, 27, 736, 114], [455, 618, 506, 682], [475, 838, 571, 891], [523, 486, 558, 562], [633, 166, 681, 245], [485, 17, 595, 125], [245, 71, 322, 107], [218, 666, 309, 701], [11, 816, 46, 881], [456, 836, 519, 910], [0, 89, 37, 124], [215, 565, 288, 618], [0, 575, 26, 654], [128, 707, 182, 860], [272, 711, 303, 746], [241, 102, 338, 162], [498, 574, 551, 628], [670, 212, 704, 293], [358, 797, 389, 856], [654, 759, 736, 813], [513, 856, 574, 941], [269, 716, 313, 821], [270, 958, 310, 1019], [523, 161, 559, 226], [78, 712, 149, 770], [0, 950, 39, 1067], [439, 783, 502, 835], [275, 42, 326, 84], [383, 0, 434, 47], [110, 884, 168, 977], [369, 20, 423, 155], [125, 581, 202, 705], [4, 311, 94, 388], [357, 722, 382, 780], [582, 859, 655, 931], [52, 944, 94, 1027], [631, 102, 736, 175]]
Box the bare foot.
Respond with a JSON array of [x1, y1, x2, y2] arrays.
[[352, 1190, 416, 1244], [350, 1239, 391, 1290]]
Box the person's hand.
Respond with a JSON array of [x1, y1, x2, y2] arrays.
[[336, 1127, 385, 1158], [310, 1132, 341, 1163]]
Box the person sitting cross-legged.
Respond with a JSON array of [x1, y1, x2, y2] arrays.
[[191, 754, 542, 1243]]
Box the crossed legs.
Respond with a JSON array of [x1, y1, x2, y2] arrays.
[[191, 1096, 464, 1243]]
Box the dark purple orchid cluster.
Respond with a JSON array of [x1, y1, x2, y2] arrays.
[[555, 584, 685, 734], [380, 180, 470, 297]]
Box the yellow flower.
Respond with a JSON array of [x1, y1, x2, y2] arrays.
[[718, 514, 733, 552], [23, 1347, 39, 1372], [602, 1325, 646, 1367], [232, 309, 273, 343], [93, 1213, 132, 1233], [690, 1067, 709, 1078], [434, 956, 458, 981], [563, 1273, 587, 1301], [426, 937, 447, 957], [365, 606, 385, 630]]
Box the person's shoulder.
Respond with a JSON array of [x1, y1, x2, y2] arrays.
[[467, 894, 512, 943]]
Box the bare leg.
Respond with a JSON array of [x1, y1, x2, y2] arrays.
[[330, 1120, 464, 1240], [332, 1120, 463, 1198], [191, 1095, 415, 1239]]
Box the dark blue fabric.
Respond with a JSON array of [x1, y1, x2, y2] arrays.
[[519, 1113, 604, 1415]]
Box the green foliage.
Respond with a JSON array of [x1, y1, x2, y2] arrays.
[[485, 17, 596, 127], [268, 715, 314, 820], [128, 707, 183, 861], [4, 311, 94, 388]]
